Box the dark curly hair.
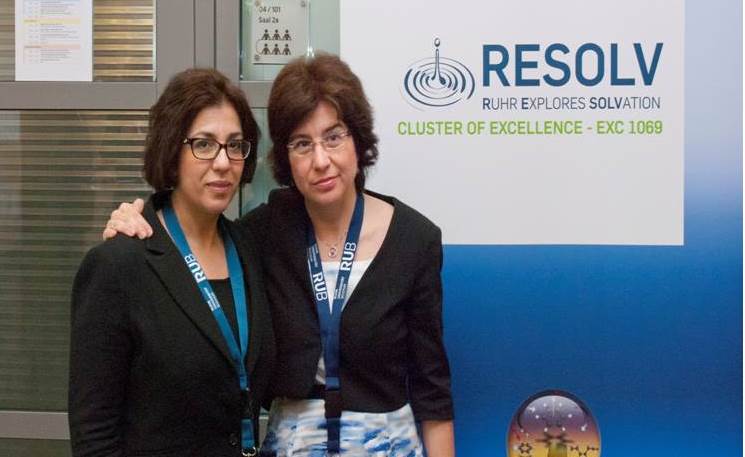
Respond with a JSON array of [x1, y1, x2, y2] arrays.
[[143, 68, 260, 191], [267, 53, 378, 191]]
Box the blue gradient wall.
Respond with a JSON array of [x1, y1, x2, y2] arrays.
[[442, 1, 742, 455]]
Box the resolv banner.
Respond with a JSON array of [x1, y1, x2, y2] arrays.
[[341, 0, 684, 245]]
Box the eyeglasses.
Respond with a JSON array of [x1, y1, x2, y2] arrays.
[[286, 130, 351, 157], [182, 137, 252, 161]]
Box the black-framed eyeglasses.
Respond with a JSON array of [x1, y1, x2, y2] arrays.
[[182, 137, 252, 161], [286, 130, 351, 157]]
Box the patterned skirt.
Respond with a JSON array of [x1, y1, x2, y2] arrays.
[[259, 398, 423, 456]]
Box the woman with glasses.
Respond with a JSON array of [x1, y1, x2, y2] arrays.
[[104, 54, 455, 456], [253, 53, 455, 457], [69, 68, 275, 457]]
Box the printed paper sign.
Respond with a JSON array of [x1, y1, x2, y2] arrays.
[[15, 0, 93, 81]]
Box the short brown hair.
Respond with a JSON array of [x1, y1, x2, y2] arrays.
[[143, 68, 260, 191], [267, 53, 378, 190]]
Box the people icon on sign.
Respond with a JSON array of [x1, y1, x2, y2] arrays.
[[257, 26, 292, 59]]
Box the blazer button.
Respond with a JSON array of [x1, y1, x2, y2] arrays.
[[229, 432, 239, 447]]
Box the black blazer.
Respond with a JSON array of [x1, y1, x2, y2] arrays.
[[68, 193, 275, 457], [240, 188, 453, 421]]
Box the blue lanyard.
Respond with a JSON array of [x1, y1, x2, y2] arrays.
[[163, 202, 255, 454], [306, 193, 364, 453]]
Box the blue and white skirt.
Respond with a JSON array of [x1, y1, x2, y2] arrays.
[[259, 398, 423, 456]]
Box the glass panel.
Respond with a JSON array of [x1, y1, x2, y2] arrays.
[[240, 108, 276, 213], [0, 0, 12, 80], [240, 0, 339, 81], [0, 110, 150, 411], [94, 0, 155, 81], [0, 0, 155, 82], [0, 439, 71, 457]]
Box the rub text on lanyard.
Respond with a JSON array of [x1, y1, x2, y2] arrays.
[[163, 202, 256, 456], [306, 193, 364, 454]]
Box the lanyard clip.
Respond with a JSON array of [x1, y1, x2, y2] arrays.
[[241, 447, 257, 456]]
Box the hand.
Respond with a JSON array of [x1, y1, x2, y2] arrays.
[[102, 198, 152, 240], [422, 420, 455, 457]]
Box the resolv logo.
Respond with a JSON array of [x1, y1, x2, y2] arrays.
[[402, 38, 475, 109], [402, 40, 664, 110], [482, 42, 663, 87]]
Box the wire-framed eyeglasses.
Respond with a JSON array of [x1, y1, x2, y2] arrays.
[[286, 130, 351, 157]]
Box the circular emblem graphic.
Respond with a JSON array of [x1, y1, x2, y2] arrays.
[[402, 38, 475, 109], [507, 390, 600, 457]]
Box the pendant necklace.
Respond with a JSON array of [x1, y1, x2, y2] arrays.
[[323, 231, 347, 259]]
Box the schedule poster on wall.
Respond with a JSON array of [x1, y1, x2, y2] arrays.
[[341, 0, 684, 245], [14, 0, 93, 81]]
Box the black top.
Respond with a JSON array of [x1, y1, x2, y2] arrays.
[[68, 192, 276, 457], [210, 278, 237, 336], [239, 188, 453, 420]]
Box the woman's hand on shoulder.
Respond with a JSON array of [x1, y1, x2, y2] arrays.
[[102, 198, 152, 240]]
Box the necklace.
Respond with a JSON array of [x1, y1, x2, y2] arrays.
[[321, 231, 347, 259]]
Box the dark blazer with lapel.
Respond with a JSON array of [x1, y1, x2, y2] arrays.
[[69, 193, 275, 457], [240, 188, 453, 421]]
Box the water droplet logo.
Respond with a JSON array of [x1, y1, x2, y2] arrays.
[[402, 38, 475, 109]]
